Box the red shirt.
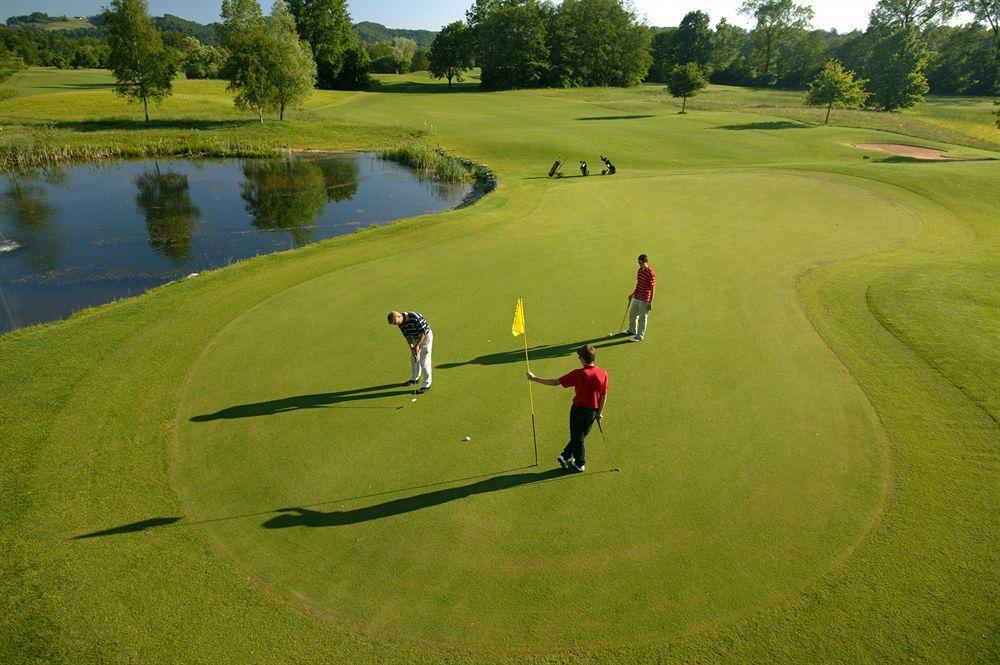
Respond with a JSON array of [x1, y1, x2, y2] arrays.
[[632, 266, 656, 302], [559, 365, 609, 410]]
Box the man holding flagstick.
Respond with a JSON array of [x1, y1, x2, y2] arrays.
[[526, 344, 609, 473]]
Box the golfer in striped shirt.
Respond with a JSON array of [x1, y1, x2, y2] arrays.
[[387, 310, 433, 393], [625, 253, 655, 342]]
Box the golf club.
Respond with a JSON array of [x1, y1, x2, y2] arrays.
[[596, 420, 620, 472]]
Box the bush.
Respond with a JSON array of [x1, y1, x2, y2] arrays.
[[383, 143, 471, 183]]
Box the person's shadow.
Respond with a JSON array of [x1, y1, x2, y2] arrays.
[[263, 467, 571, 529], [437, 335, 631, 369], [190, 383, 413, 421]]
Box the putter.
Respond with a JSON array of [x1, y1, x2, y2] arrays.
[[596, 420, 620, 472]]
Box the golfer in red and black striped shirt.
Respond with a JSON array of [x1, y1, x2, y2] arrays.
[[624, 253, 655, 342]]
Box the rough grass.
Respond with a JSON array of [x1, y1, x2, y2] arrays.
[[0, 69, 997, 664]]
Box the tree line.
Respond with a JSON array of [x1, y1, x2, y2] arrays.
[[1, 0, 996, 125], [426, 0, 997, 108]]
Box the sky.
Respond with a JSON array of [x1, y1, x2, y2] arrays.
[[0, 0, 955, 33]]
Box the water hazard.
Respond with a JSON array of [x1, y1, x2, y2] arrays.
[[0, 153, 471, 333]]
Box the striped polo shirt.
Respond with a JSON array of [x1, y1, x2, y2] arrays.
[[632, 267, 656, 302], [399, 311, 431, 342]]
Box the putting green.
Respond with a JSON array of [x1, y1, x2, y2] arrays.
[[175, 172, 915, 648]]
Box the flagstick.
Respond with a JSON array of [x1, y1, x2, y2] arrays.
[[521, 303, 538, 467], [523, 330, 538, 467]]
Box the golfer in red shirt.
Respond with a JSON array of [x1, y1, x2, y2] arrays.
[[526, 344, 608, 473]]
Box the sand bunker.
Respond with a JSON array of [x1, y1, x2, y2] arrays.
[[854, 143, 952, 160]]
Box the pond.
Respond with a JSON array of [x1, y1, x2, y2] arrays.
[[0, 153, 472, 334]]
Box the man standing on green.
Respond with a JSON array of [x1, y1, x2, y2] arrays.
[[526, 345, 608, 473], [624, 253, 655, 342]]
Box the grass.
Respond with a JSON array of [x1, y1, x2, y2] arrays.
[[0, 69, 997, 663]]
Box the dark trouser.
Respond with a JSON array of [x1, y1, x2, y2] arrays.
[[562, 404, 598, 466]]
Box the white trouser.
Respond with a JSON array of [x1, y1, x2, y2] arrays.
[[628, 298, 650, 338], [409, 329, 433, 388]]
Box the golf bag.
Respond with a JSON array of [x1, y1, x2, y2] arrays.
[[548, 159, 564, 178], [601, 156, 617, 175], [580, 161, 589, 176]]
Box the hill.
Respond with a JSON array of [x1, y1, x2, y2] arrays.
[[4, 12, 94, 31], [354, 21, 436, 47]]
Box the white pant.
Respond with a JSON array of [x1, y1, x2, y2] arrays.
[[628, 298, 650, 338], [409, 329, 433, 388]]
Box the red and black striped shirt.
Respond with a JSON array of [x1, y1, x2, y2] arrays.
[[632, 267, 656, 302]]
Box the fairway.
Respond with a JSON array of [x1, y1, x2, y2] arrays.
[[1, 70, 998, 663]]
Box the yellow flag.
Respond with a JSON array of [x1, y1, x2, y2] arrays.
[[511, 298, 525, 337]]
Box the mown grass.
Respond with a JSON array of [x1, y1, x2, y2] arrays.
[[0, 68, 997, 664]]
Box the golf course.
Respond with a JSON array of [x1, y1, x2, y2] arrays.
[[1, 69, 998, 663]]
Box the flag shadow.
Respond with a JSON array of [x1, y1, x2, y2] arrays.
[[262, 467, 580, 529], [438, 335, 627, 369]]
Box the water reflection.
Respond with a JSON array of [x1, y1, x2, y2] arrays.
[[240, 158, 328, 246], [134, 165, 200, 265], [316, 158, 360, 203], [0, 169, 65, 272]]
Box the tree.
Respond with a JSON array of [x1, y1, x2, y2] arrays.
[[671, 10, 714, 70], [102, 0, 177, 123], [0, 55, 26, 101], [476, 1, 550, 90], [391, 37, 418, 66], [333, 43, 371, 89], [962, 0, 999, 40], [428, 21, 473, 87], [648, 28, 677, 82], [266, 0, 316, 120], [805, 59, 869, 123], [667, 62, 708, 113], [550, 0, 652, 87], [869, 0, 956, 30], [710, 19, 749, 83], [287, 0, 354, 89], [177, 35, 228, 79], [220, 0, 272, 122], [410, 47, 430, 72], [865, 25, 930, 110], [739, 0, 814, 85]]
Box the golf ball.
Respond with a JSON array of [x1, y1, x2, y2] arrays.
[[411, 398, 417, 402], [463, 436, 471, 441]]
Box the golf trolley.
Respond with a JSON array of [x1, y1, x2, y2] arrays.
[[546, 156, 617, 178]]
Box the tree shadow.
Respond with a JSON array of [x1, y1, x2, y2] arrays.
[[438, 335, 629, 369], [190, 383, 412, 421], [367, 81, 483, 94], [52, 118, 253, 132], [575, 115, 654, 121], [716, 121, 812, 130], [876, 155, 994, 164], [72, 516, 182, 539], [263, 467, 577, 529], [40, 82, 114, 92]]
